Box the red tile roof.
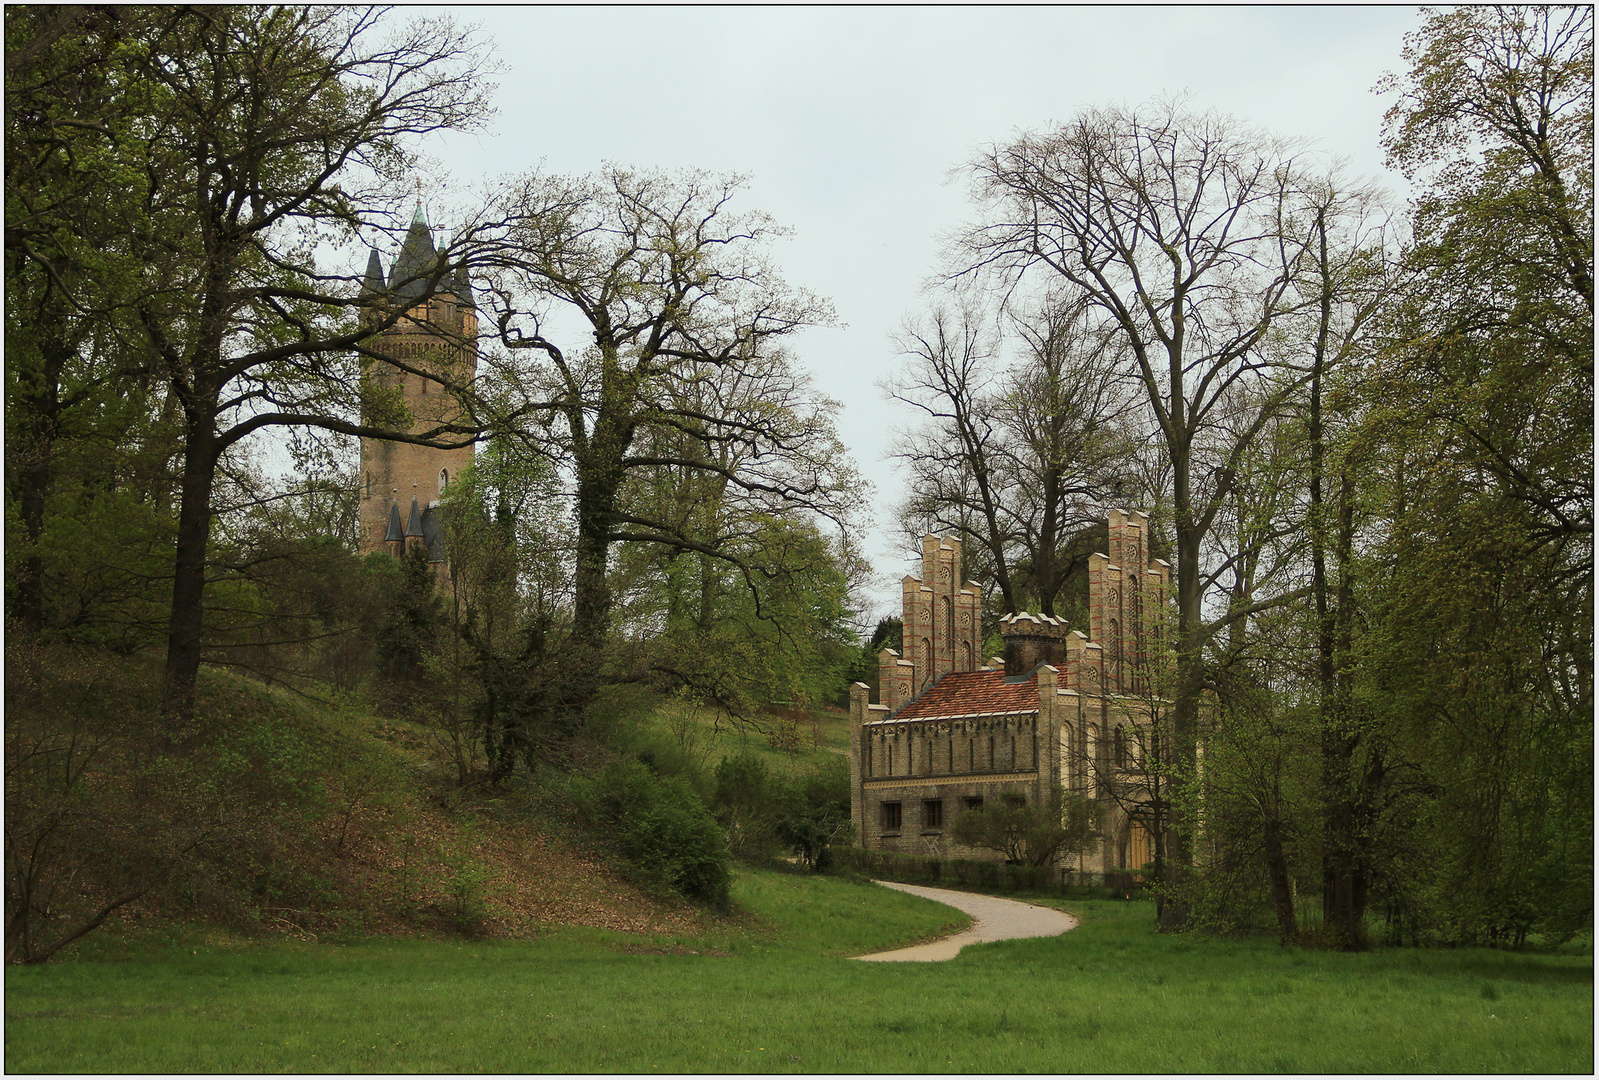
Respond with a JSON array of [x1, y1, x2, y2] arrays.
[[884, 668, 1040, 722]]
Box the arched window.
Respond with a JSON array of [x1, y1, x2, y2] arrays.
[[439, 468, 449, 494], [1115, 725, 1127, 769]]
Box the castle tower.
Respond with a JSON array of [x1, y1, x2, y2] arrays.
[[880, 535, 982, 709], [1088, 508, 1167, 695], [356, 205, 477, 567]]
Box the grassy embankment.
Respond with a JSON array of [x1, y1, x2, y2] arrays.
[[8, 875, 1591, 1074]]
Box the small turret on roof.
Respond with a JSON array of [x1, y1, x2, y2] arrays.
[[360, 248, 387, 299], [446, 258, 474, 309], [405, 492, 424, 538], [383, 493, 404, 543]]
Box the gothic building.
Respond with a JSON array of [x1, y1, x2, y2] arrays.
[[356, 207, 477, 576], [849, 510, 1171, 876]]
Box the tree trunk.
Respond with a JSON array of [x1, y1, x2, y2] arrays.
[[1263, 813, 1298, 945], [160, 412, 218, 722], [1159, 507, 1205, 931]]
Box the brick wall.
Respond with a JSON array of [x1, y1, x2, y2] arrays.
[[358, 297, 477, 556]]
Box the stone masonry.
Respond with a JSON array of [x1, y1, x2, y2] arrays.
[[850, 517, 1170, 875], [356, 208, 476, 574]]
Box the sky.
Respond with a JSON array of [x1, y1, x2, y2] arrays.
[[405, 4, 1424, 620]]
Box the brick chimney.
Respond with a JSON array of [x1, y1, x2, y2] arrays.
[[998, 611, 1068, 676]]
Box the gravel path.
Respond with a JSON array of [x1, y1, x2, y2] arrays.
[[852, 880, 1079, 962]]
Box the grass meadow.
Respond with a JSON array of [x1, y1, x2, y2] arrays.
[[6, 869, 1592, 1074]]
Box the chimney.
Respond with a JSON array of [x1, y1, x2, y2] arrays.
[[998, 611, 1068, 676]]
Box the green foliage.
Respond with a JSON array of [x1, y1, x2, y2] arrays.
[[374, 548, 442, 682], [569, 760, 731, 907], [709, 751, 853, 870], [1346, 5, 1595, 948], [711, 752, 780, 858], [773, 756, 855, 872], [437, 823, 493, 934], [627, 516, 864, 718], [949, 786, 1100, 867]]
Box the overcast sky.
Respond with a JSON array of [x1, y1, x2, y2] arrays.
[[410, 5, 1424, 619]]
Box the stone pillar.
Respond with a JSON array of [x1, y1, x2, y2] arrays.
[[878, 648, 903, 711], [1037, 664, 1060, 807], [931, 537, 959, 684], [902, 573, 926, 692], [849, 683, 868, 842], [956, 584, 981, 673]]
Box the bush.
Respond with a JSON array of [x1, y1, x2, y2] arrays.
[[711, 752, 779, 858], [571, 760, 730, 907], [774, 756, 853, 872]]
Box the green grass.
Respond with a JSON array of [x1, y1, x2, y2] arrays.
[[653, 699, 851, 776], [7, 871, 1592, 1074]]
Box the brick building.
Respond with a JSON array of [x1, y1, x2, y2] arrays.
[[849, 510, 1171, 875], [356, 206, 477, 574]]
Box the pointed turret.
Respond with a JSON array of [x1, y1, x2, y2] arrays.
[[360, 247, 387, 299], [446, 258, 473, 309], [383, 495, 404, 543], [405, 493, 424, 538], [390, 205, 439, 304]]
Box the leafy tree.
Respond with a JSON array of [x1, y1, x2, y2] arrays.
[[489, 166, 860, 719], [774, 756, 855, 872], [1357, 4, 1593, 947], [5, 7, 180, 644], [8, 7, 502, 720], [950, 786, 1100, 867]]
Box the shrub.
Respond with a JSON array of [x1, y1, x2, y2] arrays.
[[774, 756, 854, 872], [572, 760, 730, 907], [711, 752, 780, 858]]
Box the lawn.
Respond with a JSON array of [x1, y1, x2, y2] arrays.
[[6, 870, 1592, 1074]]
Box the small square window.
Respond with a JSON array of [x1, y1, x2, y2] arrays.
[[923, 799, 943, 829], [881, 802, 902, 831], [963, 796, 984, 812]]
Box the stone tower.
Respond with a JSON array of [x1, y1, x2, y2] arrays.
[[356, 205, 477, 566], [877, 535, 983, 711]]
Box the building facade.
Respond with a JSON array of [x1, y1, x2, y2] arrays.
[[356, 207, 477, 572], [849, 510, 1171, 875]]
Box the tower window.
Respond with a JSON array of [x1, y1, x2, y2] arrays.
[[439, 468, 449, 494]]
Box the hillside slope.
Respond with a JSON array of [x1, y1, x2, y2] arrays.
[[5, 642, 711, 961]]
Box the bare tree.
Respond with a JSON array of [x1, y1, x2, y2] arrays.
[[888, 296, 1137, 617], [957, 100, 1364, 927]]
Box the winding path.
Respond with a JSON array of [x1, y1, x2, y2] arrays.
[[852, 881, 1079, 962]]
